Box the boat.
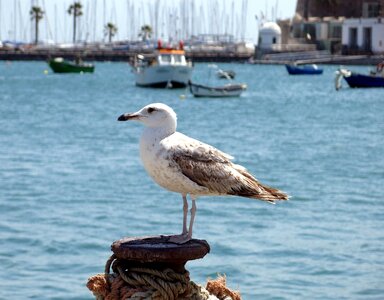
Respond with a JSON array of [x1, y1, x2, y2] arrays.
[[335, 63, 384, 89], [189, 81, 247, 98], [285, 64, 323, 75], [131, 42, 193, 88], [48, 57, 95, 73]]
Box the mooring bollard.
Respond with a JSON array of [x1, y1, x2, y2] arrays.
[[87, 235, 241, 300], [111, 235, 210, 273]]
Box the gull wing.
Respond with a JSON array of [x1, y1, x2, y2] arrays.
[[166, 133, 288, 202]]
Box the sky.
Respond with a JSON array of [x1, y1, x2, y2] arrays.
[[0, 0, 297, 44]]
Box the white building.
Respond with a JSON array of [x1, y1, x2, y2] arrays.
[[258, 22, 281, 51], [342, 18, 384, 54]]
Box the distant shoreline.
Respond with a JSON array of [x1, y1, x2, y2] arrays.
[[250, 55, 384, 66], [0, 48, 382, 65], [0, 48, 253, 63]]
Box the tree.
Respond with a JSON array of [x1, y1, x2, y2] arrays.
[[104, 23, 118, 43], [67, 2, 83, 43], [30, 6, 44, 44], [139, 25, 152, 41]]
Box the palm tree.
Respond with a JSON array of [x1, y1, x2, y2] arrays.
[[30, 6, 44, 44], [67, 2, 83, 43], [139, 25, 153, 41], [104, 23, 118, 43]]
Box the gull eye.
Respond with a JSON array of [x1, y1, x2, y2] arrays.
[[147, 107, 156, 113]]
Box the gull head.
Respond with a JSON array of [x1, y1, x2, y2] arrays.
[[117, 103, 177, 130]]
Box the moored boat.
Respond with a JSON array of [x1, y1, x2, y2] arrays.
[[285, 64, 323, 75], [335, 63, 384, 89], [189, 81, 247, 98], [48, 57, 95, 73], [131, 42, 193, 88]]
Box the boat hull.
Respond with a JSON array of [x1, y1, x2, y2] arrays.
[[344, 73, 384, 88], [285, 64, 323, 75], [134, 65, 193, 88], [49, 59, 94, 73], [189, 82, 246, 97]]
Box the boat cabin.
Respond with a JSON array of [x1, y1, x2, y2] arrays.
[[157, 49, 188, 66], [134, 49, 189, 68]]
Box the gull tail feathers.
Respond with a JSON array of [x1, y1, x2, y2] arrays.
[[228, 178, 289, 203], [252, 182, 289, 203], [234, 167, 289, 203]]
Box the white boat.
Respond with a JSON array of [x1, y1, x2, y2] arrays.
[[189, 81, 247, 97], [132, 48, 193, 88]]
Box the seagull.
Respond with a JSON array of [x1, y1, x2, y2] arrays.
[[118, 103, 288, 243]]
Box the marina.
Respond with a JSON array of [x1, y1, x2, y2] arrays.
[[1, 0, 384, 299], [1, 61, 383, 299]]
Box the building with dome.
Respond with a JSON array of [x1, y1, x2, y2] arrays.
[[258, 22, 282, 51], [253, 0, 384, 61]]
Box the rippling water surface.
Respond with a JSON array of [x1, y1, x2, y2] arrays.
[[0, 61, 383, 299]]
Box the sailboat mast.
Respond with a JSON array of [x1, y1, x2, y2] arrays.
[[54, 3, 57, 43], [93, 0, 97, 42], [14, 0, 17, 40], [103, 0, 106, 42], [191, 0, 194, 38]]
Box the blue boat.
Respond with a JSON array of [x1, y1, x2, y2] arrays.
[[335, 67, 384, 89], [285, 64, 323, 75], [344, 73, 384, 88]]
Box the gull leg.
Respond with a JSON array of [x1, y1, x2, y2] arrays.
[[186, 196, 197, 241], [169, 195, 196, 244], [182, 194, 188, 235]]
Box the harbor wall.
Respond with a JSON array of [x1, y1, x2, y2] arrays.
[[0, 48, 382, 65], [0, 48, 253, 63]]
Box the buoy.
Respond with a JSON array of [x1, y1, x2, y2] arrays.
[[44, 70, 48, 74], [179, 94, 186, 100]]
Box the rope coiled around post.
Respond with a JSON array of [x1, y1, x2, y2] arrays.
[[116, 265, 189, 299], [87, 254, 241, 300]]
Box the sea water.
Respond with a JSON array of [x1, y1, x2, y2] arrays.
[[0, 61, 383, 299]]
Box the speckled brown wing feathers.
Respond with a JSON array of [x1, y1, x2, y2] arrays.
[[170, 141, 288, 202]]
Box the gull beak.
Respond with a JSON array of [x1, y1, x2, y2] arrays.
[[117, 112, 141, 121]]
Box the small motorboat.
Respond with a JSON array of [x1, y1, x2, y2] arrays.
[[335, 63, 384, 89], [48, 57, 95, 73], [285, 64, 323, 75], [189, 81, 247, 98]]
